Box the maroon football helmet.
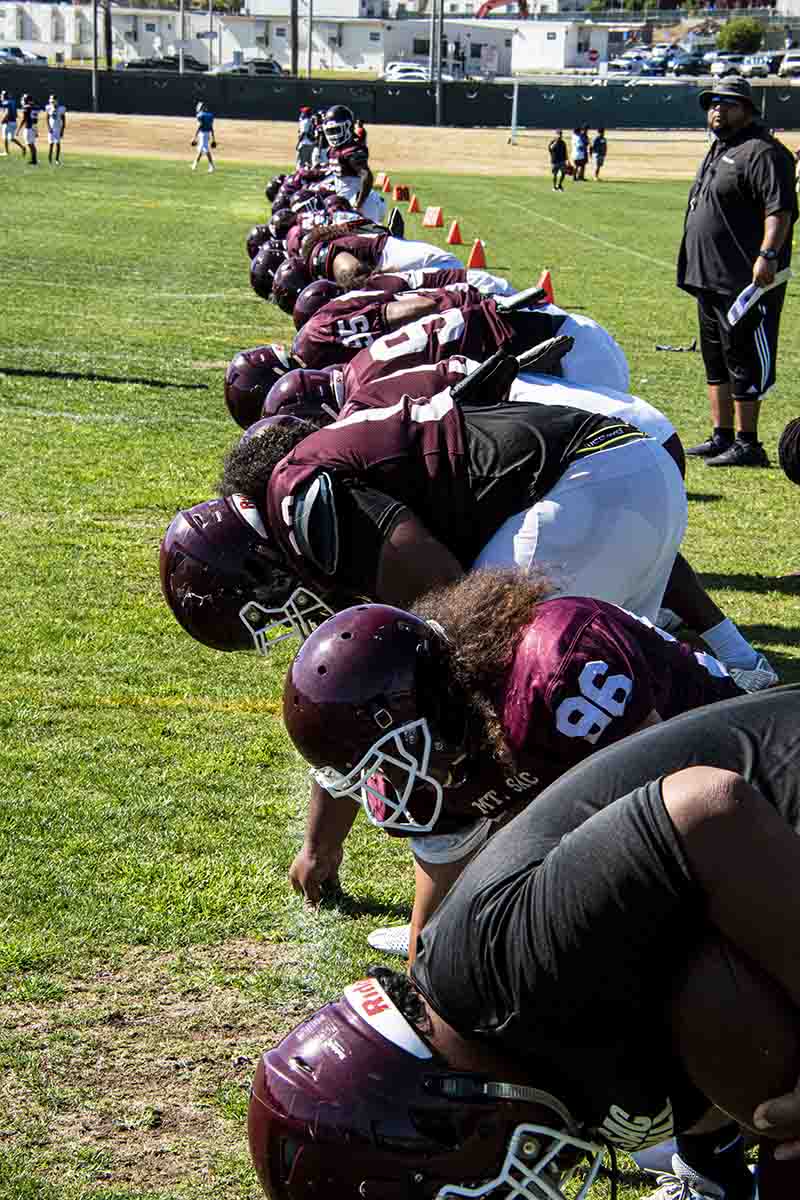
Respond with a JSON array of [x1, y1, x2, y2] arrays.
[[265, 173, 287, 203], [250, 241, 287, 301], [262, 368, 339, 423], [283, 605, 471, 833], [246, 224, 273, 261], [272, 256, 312, 315], [292, 280, 342, 330], [248, 973, 605, 1200], [160, 495, 334, 654], [268, 207, 297, 240], [224, 345, 295, 430]]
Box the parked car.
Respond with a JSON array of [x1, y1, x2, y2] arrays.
[[779, 49, 800, 77], [120, 54, 207, 72], [709, 53, 746, 78], [638, 58, 667, 76], [607, 57, 645, 75], [209, 58, 285, 76], [382, 65, 429, 81], [0, 45, 47, 64], [668, 53, 707, 77], [740, 54, 770, 79]]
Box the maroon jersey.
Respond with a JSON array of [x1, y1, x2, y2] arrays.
[[338, 300, 516, 390], [306, 228, 391, 282], [328, 140, 370, 179], [501, 596, 742, 779], [293, 283, 486, 370], [382, 598, 742, 839], [293, 283, 412, 367], [264, 374, 625, 596]]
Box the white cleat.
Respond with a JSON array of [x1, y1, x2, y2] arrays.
[[367, 923, 411, 959], [729, 654, 779, 693]]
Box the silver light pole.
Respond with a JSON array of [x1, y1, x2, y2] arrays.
[[208, 0, 213, 69], [306, 0, 313, 76], [92, 0, 99, 112], [179, 0, 185, 74]]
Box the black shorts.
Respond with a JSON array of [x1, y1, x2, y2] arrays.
[[697, 285, 787, 401]]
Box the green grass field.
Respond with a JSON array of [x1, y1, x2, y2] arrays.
[[0, 148, 798, 1200]]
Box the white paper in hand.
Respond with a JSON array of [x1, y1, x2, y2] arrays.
[[727, 268, 793, 327]]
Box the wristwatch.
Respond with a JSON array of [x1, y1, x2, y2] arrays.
[[758, 248, 779, 260]]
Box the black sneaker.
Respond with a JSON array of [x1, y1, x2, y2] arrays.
[[705, 439, 770, 468], [685, 435, 733, 458]]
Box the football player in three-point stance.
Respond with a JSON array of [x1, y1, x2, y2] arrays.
[[250, 685, 800, 1200]]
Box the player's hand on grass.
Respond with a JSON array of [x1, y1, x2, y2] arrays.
[[289, 843, 343, 905], [754, 1085, 800, 1159]]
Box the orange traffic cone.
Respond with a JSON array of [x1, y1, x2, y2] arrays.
[[408, 193, 421, 213], [537, 268, 554, 305], [382, 176, 392, 193], [466, 239, 486, 269], [446, 220, 463, 245]]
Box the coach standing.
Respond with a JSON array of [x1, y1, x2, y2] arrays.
[[677, 77, 797, 468]]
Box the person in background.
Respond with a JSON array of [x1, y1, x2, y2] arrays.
[[191, 101, 216, 174], [17, 93, 38, 165], [677, 77, 797, 468], [296, 105, 314, 168], [548, 128, 568, 191], [592, 126, 607, 179], [0, 90, 24, 157], [571, 126, 588, 181], [353, 117, 367, 146], [45, 94, 66, 166]]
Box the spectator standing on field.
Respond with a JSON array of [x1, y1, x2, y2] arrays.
[[548, 128, 568, 190], [45, 94, 66, 166], [677, 77, 797, 468], [592, 126, 607, 179], [296, 105, 314, 168], [571, 125, 588, 181], [0, 90, 24, 157], [353, 117, 367, 147], [17, 94, 38, 165]]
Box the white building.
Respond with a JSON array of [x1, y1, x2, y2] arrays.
[[0, 0, 520, 72], [511, 21, 620, 72]]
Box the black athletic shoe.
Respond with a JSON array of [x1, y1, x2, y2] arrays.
[[685, 435, 733, 458], [705, 439, 770, 468]]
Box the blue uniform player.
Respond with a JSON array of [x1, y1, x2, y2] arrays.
[[191, 101, 216, 174], [1, 90, 24, 157]]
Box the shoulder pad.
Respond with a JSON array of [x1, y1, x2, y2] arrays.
[[293, 472, 338, 575]]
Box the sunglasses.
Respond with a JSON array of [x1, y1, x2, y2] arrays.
[[708, 97, 743, 109]]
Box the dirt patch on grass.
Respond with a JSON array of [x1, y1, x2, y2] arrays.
[[0, 940, 307, 1191], [62, 111, 800, 180]]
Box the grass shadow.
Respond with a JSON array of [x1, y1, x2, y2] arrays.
[[0, 366, 207, 391]]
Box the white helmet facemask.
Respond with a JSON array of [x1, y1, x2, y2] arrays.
[[311, 717, 444, 833], [239, 589, 334, 653]]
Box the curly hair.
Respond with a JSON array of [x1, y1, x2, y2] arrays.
[[218, 422, 318, 498], [367, 966, 433, 1038], [413, 568, 556, 765], [778, 416, 800, 485], [299, 217, 368, 265]]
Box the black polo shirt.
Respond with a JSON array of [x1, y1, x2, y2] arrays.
[[677, 121, 797, 296]]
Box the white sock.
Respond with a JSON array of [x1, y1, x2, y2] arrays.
[[702, 618, 758, 670]]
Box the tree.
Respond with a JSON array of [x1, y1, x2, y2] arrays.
[[716, 17, 764, 55]]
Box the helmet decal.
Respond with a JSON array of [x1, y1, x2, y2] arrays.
[[230, 493, 269, 540], [344, 978, 433, 1060]]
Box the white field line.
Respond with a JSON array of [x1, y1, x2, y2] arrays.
[[500, 194, 675, 272]]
